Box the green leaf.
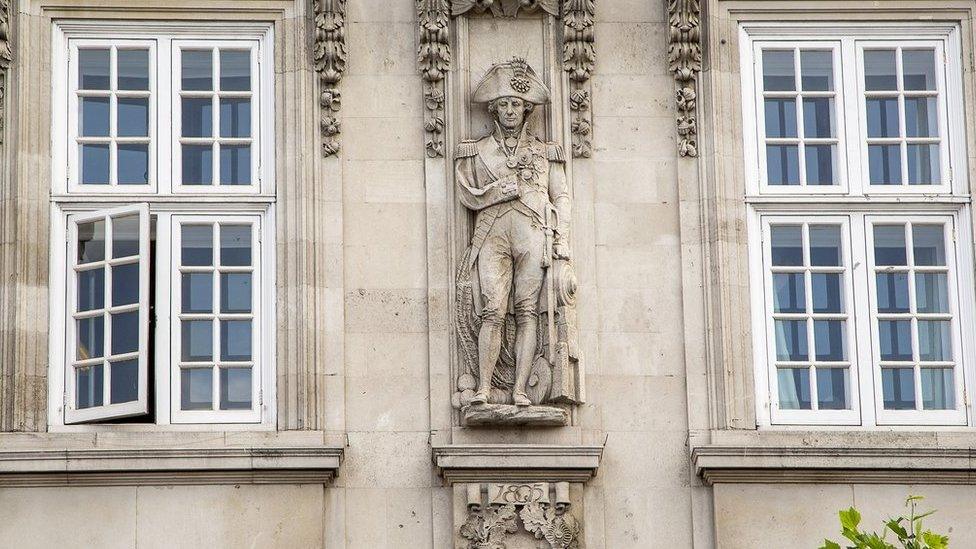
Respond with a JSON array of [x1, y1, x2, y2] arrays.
[[921, 531, 949, 549], [886, 518, 909, 539], [840, 508, 862, 531], [819, 540, 842, 549]]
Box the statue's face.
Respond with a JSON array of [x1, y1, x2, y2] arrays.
[[493, 96, 528, 131]]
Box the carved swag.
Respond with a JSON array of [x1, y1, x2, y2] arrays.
[[460, 483, 582, 549]]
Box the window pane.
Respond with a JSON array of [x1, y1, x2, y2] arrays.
[[80, 97, 110, 137], [182, 145, 213, 185], [182, 97, 213, 138], [111, 263, 139, 307], [117, 49, 150, 91], [921, 368, 954, 410], [111, 311, 139, 355], [772, 273, 804, 313], [118, 144, 149, 185], [219, 50, 251, 91], [775, 319, 808, 361], [77, 219, 106, 264], [809, 225, 841, 266], [182, 50, 213, 91], [110, 359, 139, 404], [876, 273, 910, 313], [76, 316, 104, 360], [907, 144, 940, 185], [816, 368, 849, 410], [220, 273, 252, 313], [112, 215, 140, 258], [777, 368, 811, 409], [220, 98, 252, 138], [864, 49, 897, 90], [79, 49, 110, 90], [766, 145, 800, 185], [879, 320, 912, 361], [882, 368, 916, 409], [903, 49, 937, 91], [220, 145, 251, 185], [866, 98, 899, 138], [182, 224, 213, 266], [868, 145, 901, 185], [802, 97, 833, 138], [913, 224, 946, 266], [76, 365, 104, 409], [770, 225, 803, 266], [918, 320, 951, 362], [905, 97, 937, 138], [764, 99, 796, 138], [811, 273, 843, 313], [873, 225, 907, 266], [181, 320, 213, 362], [182, 273, 214, 313], [800, 50, 833, 91], [220, 320, 252, 361], [220, 225, 252, 266], [78, 268, 105, 312], [220, 368, 252, 410], [181, 368, 213, 410], [762, 50, 795, 91], [916, 273, 949, 314], [118, 98, 149, 137], [81, 144, 110, 185], [804, 145, 835, 186], [814, 320, 845, 361]]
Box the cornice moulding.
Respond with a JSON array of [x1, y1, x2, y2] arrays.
[[432, 444, 603, 484], [693, 445, 976, 485]]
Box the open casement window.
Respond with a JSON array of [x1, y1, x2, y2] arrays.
[[65, 204, 150, 423]]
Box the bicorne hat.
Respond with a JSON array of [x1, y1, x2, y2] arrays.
[[472, 57, 550, 105]]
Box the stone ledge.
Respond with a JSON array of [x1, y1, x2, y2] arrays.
[[0, 446, 344, 487], [432, 444, 603, 484], [693, 445, 976, 485]]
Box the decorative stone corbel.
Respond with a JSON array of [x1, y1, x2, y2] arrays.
[[562, 0, 595, 158], [418, 0, 451, 158], [0, 0, 13, 145], [459, 482, 583, 548], [667, 0, 701, 157], [312, 0, 347, 156], [452, 0, 560, 18]]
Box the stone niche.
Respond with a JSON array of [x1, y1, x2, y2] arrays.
[[453, 481, 585, 549]]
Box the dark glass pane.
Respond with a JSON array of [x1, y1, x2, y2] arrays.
[[766, 145, 800, 185], [219, 50, 251, 91], [182, 145, 213, 185], [110, 359, 139, 404], [916, 273, 949, 314], [903, 49, 936, 91], [876, 273, 910, 313], [182, 97, 213, 138], [777, 368, 811, 409], [882, 368, 916, 410], [874, 225, 907, 266], [111, 311, 139, 355], [866, 98, 899, 138], [802, 97, 833, 138], [814, 320, 845, 361], [770, 225, 803, 266], [78, 268, 105, 312], [800, 50, 833, 91], [80, 97, 110, 137], [905, 97, 938, 138], [809, 225, 841, 266], [117, 49, 150, 91], [775, 319, 808, 361], [805, 145, 835, 186], [118, 98, 149, 137], [811, 273, 843, 313], [77, 316, 105, 360], [879, 320, 913, 362], [181, 224, 213, 266], [772, 273, 804, 313], [81, 144, 110, 185], [220, 368, 252, 410], [182, 50, 213, 91], [921, 368, 954, 410], [182, 273, 214, 313], [220, 273, 252, 313], [112, 214, 140, 258], [118, 144, 149, 185], [918, 320, 951, 362], [181, 368, 213, 410], [79, 49, 110, 90], [219, 225, 252, 266], [816, 368, 849, 410], [219, 145, 251, 185], [220, 320, 252, 362], [913, 224, 946, 266], [219, 98, 251, 137], [182, 320, 214, 362], [111, 262, 139, 307], [76, 364, 104, 409], [762, 50, 795, 91], [864, 50, 897, 90], [764, 99, 796, 138], [907, 144, 940, 185], [77, 219, 106, 263]]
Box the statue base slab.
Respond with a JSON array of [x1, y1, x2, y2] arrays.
[[461, 403, 569, 427]]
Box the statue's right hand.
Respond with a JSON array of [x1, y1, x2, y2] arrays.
[[499, 175, 519, 196]]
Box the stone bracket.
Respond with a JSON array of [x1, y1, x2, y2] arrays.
[[433, 444, 603, 484]]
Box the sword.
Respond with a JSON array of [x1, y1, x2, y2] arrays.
[[544, 205, 557, 365]]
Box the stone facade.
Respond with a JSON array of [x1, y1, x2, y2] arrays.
[[1, 0, 976, 548]]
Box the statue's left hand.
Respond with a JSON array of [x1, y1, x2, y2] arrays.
[[553, 242, 571, 260]]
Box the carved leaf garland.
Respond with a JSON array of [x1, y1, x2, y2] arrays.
[[0, 0, 12, 145], [418, 0, 451, 157], [313, 0, 347, 156], [562, 0, 595, 158], [667, 0, 701, 157]]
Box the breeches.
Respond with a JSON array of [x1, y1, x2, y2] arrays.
[[477, 209, 546, 327]]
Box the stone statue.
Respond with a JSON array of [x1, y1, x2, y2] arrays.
[[453, 58, 583, 426]]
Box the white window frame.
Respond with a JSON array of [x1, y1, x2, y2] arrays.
[[48, 20, 277, 431], [742, 22, 976, 429]]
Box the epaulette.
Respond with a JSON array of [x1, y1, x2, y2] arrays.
[[546, 142, 565, 162], [456, 139, 479, 158]]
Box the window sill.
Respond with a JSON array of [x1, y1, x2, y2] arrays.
[[692, 429, 976, 485], [0, 430, 343, 487]]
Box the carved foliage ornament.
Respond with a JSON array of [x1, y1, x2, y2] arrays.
[[313, 0, 347, 156], [417, 0, 595, 158], [0, 0, 11, 145], [667, 0, 701, 157], [460, 483, 582, 549]]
